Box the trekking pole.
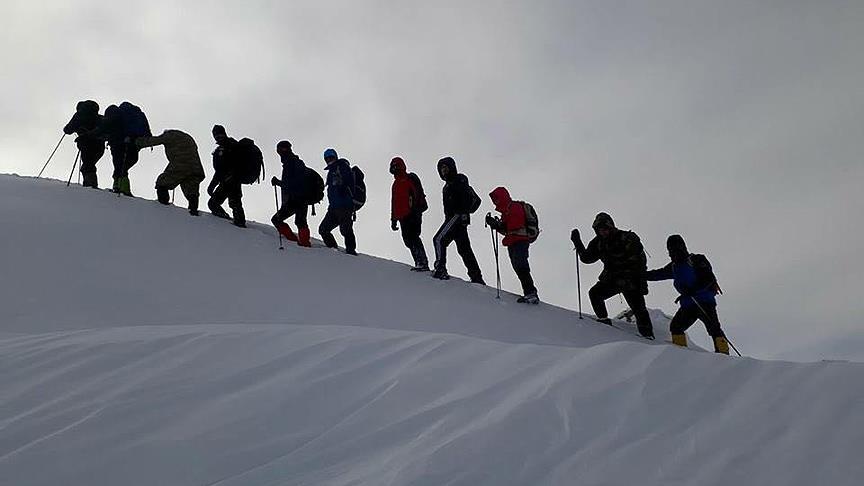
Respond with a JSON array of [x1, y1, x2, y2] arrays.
[[574, 249, 583, 319], [273, 186, 283, 250], [691, 299, 743, 357], [66, 151, 80, 187], [492, 227, 501, 299], [485, 213, 501, 299], [37, 133, 66, 178]]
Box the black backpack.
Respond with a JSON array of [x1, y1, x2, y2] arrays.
[[235, 138, 264, 184], [407, 172, 428, 213], [304, 167, 325, 205], [118, 101, 151, 138], [352, 166, 366, 211]]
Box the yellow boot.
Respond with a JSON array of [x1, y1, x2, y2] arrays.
[[671, 333, 687, 347], [713, 336, 730, 355]]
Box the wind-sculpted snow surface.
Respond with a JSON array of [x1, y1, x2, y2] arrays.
[[1, 175, 862, 486]]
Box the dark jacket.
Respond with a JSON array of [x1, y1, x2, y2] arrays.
[[325, 158, 355, 210], [438, 158, 475, 222], [276, 152, 307, 202], [63, 101, 103, 150], [646, 254, 718, 307], [579, 214, 647, 293], [93, 105, 125, 146], [212, 137, 239, 183]]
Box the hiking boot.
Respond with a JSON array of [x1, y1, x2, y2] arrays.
[[208, 202, 231, 220], [431, 268, 450, 280], [189, 209, 200, 216], [345, 249, 358, 256], [118, 176, 133, 196], [156, 188, 170, 205], [517, 293, 539, 305], [671, 334, 687, 347], [597, 317, 613, 326], [276, 223, 298, 242], [233, 220, 247, 228], [297, 228, 311, 247], [470, 277, 486, 285], [411, 265, 430, 272], [713, 336, 730, 355]]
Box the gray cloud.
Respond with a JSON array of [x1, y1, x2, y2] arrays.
[[2, 0, 862, 360]]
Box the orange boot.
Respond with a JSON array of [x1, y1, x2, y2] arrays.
[[297, 227, 311, 247], [276, 222, 298, 242]]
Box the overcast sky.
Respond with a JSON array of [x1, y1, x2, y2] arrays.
[[2, 0, 862, 361]]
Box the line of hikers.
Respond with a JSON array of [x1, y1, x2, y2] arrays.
[[60, 99, 730, 355]]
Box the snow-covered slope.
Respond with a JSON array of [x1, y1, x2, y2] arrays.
[[1, 174, 862, 486]]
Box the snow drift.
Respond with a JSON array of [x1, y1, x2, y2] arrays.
[[0, 174, 862, 486]]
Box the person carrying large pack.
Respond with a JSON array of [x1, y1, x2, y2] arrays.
[[271, 140, 314, 248], [431, 156, 484, 284], [93, 101, 150, 195], [390, 156, 428, 271], [62, 100, 104, 189], [318, 148, 358, 255], [206, 125, 246, 227], [485, 187, 539, 304], [646, 235, 730, 354], [135, 129, 206, 216], [571, 213, 655, 339]]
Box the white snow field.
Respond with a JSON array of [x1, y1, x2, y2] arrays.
[[1, 174, 862, 486]]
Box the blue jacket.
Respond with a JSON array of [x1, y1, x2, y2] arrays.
[[646, 254, 718, 308], [325, 158, 355, 210]]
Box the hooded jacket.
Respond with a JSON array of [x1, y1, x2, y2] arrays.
[[136, 130, 205, 181], [489, 187, 531, 247], [646, 235, 719, 307], [63, 101, 104, 150], [579, 212, 648, 290], [438, 157, 474, 222], [390, 157, 419, 221]]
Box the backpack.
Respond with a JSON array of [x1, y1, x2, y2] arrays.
[[690, 254, 718, 291], [117, 101, 151, 138], [520, 201, 540, 242], [467, 185, 482, 214], [304, 167, 325, 205], [351, 166, 366, 211], [234, 138, 264, 184], [407, 172, 428, 213]]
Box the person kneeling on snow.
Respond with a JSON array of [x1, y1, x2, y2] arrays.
[[646, 235, 729, 354], [136, 129, 205, 216], [271, 140, 311, 247], [486, 187, 539, 304]]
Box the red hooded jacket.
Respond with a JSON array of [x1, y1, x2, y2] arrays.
[[490, 187, 531, 247], [390, 157, 416, 221]]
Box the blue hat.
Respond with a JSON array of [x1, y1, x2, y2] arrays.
[[323, 148, 338, 160]]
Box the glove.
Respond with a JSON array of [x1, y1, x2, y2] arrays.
[[391, 219, 398, 231], [271, 176, 280, 187], [570, 228, 581, 247], [485, 214, 496, 227], [459, 214, 470, 224]]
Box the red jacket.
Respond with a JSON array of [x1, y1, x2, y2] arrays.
[[390, 157, 416, 221], [490, 187, 531, 247]]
